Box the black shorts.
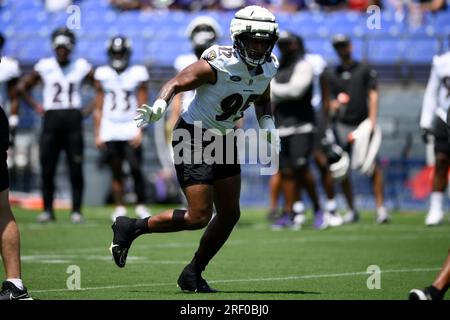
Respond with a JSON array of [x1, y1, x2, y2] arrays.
[[0, 107, 9, 192], [172, 117, 241, 188], [279, 132, 314, 170], [104, 141, 141, 161], [432, 116, 450, 155]]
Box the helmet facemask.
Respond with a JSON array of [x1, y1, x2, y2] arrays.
[[234, 32, 277, 67], [108, 37, 131, 72]]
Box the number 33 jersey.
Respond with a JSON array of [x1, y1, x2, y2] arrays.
[[181, 45, 278, 133], [34, 57, 92, 111], [94, 65, 149, 141]]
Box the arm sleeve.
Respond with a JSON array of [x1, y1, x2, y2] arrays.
[[135, 65, 150, 82], [33, 59, 45, 75], [271, 60, 314, 103], [10, 59, 21, 78], [420, 58, 440, 129]]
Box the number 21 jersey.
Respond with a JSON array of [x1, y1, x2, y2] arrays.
[[34, 57, 92, 111]]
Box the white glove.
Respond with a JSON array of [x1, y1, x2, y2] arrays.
[[259, 115, 281, 154], [134, 99, 168, 127]]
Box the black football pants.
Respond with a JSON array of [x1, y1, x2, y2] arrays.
[[40, 109, 84, 214]]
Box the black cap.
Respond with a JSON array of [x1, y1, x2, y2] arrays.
[[332, 34, 351, 47]]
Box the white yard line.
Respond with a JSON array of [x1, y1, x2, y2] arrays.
[[30, 267, 440, 294]]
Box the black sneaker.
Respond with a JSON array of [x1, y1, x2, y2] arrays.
[[0, 281, 32, 300], [408, 286, 444, 300], [109, 216, 138, 268], [408, 288, 432, 300], [177, 263, 217, 293]]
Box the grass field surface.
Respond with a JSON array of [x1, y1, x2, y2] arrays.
[[13, 206, 450, 300]]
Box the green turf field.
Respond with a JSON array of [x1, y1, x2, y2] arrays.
[[12, 206, 450, 300]]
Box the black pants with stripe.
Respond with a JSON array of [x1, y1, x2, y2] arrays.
[[40, 109, 84, 214]]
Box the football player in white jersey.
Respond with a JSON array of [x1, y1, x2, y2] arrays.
[[94, 35, 151, 222], [0, 33, 20, 150], [110, 6, 280, 293], [18, 27, 94, 224], [420, 47, 450, 226]]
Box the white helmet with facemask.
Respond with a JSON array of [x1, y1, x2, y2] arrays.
[[230, 5, 279, 67]]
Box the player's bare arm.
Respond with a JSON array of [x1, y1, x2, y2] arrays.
[[135, 59, 215, 126], [17, 71, 44, 114], [93, 79, 105, 149], [254, 84, 272, 120], [255, 85, 281, 153], [80, 68, 96, 117], [7, 77, 19, 117], [368, 88, 378, 130], [159, 59, 216, 103], [129, 81, 149, 148]]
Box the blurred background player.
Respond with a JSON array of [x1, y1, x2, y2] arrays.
[[270, 31, 327, 230], [308, 36, 349, 227], [18, 27, 94, 223], [94, 35, 152, 222], [419, 43, 450, 226], [0, 33, 21, 160], [409, 249, 450, 300], [325, 34, 390, 224], [0, 106, 31, 300]]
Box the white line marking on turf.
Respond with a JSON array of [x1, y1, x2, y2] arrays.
[[30, 267, 440, 294]]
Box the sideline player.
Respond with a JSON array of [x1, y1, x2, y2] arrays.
[[18, 27, 94, 223], [419, 45, 450, 226], [94, 35, 151, 222]]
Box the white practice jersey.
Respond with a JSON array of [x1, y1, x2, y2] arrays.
[[182, 45, 279, 133], [420, 51, 450, 129], [34, 57, 92, 111], [95, 64, 149, 141], [0, 56, 20, 110], [174, 53, 197, 113], [304, 53, 327, 111]]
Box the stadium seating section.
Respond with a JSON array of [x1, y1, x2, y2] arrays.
[[1, 0, 449, 67]]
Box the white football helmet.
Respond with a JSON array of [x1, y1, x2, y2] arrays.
[[230, 5, 279, 66], [186, 16, 221, 57]]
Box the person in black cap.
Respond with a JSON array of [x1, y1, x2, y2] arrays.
[[324, 34, 390, 224], [18, 27, 95, 223]]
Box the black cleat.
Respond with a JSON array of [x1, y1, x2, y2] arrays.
[[0, 281, 32, 300], [177, 263, 217, 293], [109, 216, 138, 268], [409, 288, 432, 300]]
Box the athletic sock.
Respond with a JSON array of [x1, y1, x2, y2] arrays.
[[6, 278, 24, 290], [325, 199, 337, 213], [426, 285, 444, 300], [429, 192, 444, 214], [133, 216, 151, 236]]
